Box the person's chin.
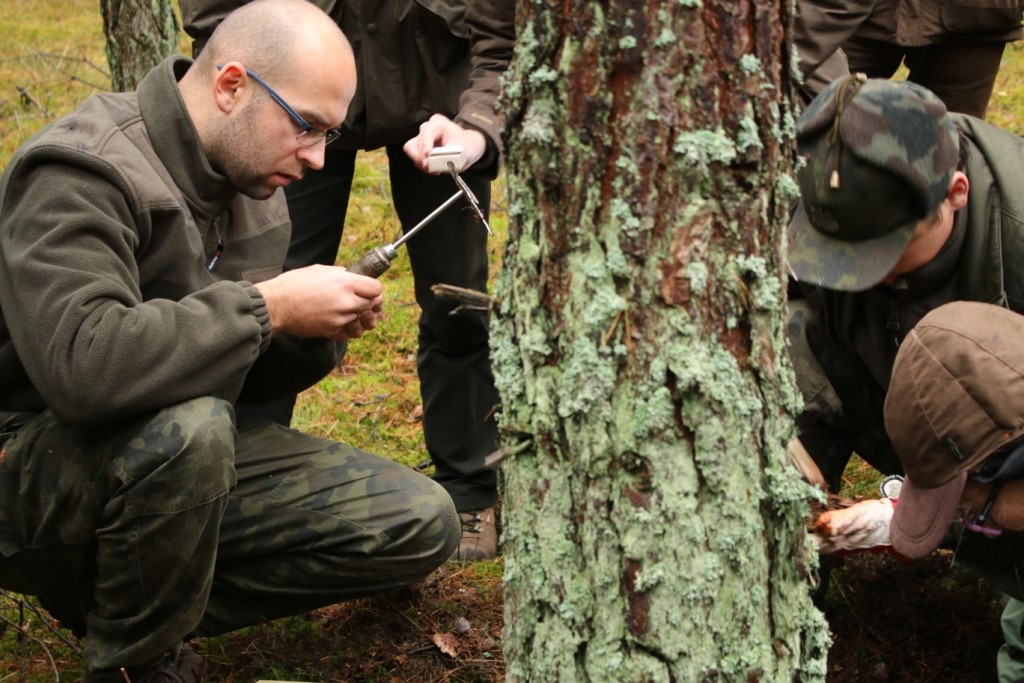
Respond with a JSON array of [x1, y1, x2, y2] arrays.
[[241, 183, 279, 201]]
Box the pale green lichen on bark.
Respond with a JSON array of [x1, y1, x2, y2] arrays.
[[776, 171, 801, 202], [733, 254, 778, 310], [577, 250, 628, 325], [685, 261, 710, 296], [739, 53, 762, 75], [599, 226, 630, 276], [668, 343, 764, 417], [497, 14, 599, 679], [630, 385, 676, 439], [673, 127, 738, 169], [528, 65, 560, 86], [608, 172, 646, 240], [490, 200, 541, 413], [554, 339, 617, 418], [497, 2, 826, 681], [737, 113, 764, 153], [790, 42, 805, 83], [770, 100, 799, 142], [519, 102, 559, 147], [502, 457, 592, 681], [655, 25, 676, 47], [498, 14, 538, 105]]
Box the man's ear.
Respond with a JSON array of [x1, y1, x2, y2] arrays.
[[947, 171, 969, 211], [213, 62, 247, 115]]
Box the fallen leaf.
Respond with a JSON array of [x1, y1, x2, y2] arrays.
[[432, 632, 459, 658]]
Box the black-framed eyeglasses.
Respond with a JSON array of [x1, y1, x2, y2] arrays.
[[216, 64, 341, 147]]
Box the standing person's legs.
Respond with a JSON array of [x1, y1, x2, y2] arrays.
[[840, 34, 907, 80], [902, 41, 1007, 119], [236, 148, 359, 428], [0, 398, 236, 676], [195, 420, 459, 634], [385, 146, 499, 555]]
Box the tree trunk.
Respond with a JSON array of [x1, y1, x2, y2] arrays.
[[492, 2, 829, 681], [101, 0, 179, 92]]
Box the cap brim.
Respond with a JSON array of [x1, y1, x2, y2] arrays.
[[787, 202, 917, 292], [890, 472, 967, 558]]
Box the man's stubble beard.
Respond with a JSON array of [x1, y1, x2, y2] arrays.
[[206, 100, 278, 201]]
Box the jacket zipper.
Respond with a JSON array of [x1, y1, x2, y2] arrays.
[[886, 289, 905, 349], [206, 217, 224, 272], [886, 307, 900, 348]]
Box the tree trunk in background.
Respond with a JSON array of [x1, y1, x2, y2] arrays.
[[101, 0, 179, 92], [491, 1, 829, 680]]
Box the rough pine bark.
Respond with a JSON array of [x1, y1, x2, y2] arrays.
[[491, 1, 829, 680], [100, 0, 179, 92]]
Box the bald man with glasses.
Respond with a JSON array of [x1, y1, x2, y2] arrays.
[[0, 1, 459, 680]]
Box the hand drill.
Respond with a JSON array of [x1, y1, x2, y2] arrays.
[[348, 160, 492, 278]]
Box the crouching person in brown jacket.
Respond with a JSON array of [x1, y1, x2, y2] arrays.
[[0, 0, 459, 680], [814, 302, 1024, 681]]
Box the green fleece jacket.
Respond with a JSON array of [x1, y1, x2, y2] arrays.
[[0, 56, 342, 425]]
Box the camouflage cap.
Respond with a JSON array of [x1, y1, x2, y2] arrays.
[[787, 75, 959, 291]]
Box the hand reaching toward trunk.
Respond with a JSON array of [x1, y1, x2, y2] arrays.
[[813, 498, 895, 554]]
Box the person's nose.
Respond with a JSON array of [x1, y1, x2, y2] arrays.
[[297, 140, 326, 170]]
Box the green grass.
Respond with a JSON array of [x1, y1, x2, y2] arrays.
[[2, 3, 1024, 680], [0, 0, 109, 164], [990, 42, 1024, 133]]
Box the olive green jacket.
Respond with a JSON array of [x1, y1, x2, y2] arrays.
[[0, 57, 342, 426], [180, 0, 514, 172]]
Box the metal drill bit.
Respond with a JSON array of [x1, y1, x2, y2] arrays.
[[449, 162, 492, 235]]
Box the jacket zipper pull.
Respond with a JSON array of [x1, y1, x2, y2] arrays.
[[207, 217, 224, 272], [886, 308, 901, 349]]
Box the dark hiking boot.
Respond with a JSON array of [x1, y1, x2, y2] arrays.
[[82, 643, 205, 683], [454, 507, 497, 561]]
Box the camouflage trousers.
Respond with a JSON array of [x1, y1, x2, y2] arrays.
[[0, 397, 459, 675]]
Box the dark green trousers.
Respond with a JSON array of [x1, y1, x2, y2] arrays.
[[842, 36, 1007, 119], [0, 397, 458, 675]]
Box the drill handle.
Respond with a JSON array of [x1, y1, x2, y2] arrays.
[[348, 245, 396, 278]]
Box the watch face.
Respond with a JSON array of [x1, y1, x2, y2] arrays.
[[880, 474, 904, 500]]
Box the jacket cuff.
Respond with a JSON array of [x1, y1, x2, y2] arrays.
[[456, 109, 503, 176], [469, 130, 500, 176], [242, 282, 273, 353]]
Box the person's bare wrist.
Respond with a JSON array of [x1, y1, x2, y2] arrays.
[[254, 280, 284, 334]]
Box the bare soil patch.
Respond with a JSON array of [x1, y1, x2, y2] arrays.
[[823, 552, 1004, 682]]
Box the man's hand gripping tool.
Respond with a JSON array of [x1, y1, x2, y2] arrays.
[[348, 151, 491, 278]]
